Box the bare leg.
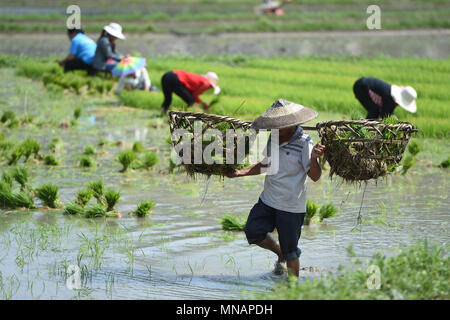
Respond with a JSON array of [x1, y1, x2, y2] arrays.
[[256, 234, 285, 263], [287, 258, 299, 277]]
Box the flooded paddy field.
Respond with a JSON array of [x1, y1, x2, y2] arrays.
[[0, 67, 448, 299]]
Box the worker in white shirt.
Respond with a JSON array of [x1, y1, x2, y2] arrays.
[[115, 67, 152, 94]]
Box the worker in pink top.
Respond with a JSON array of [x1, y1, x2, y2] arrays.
[[161, 69, 220, 113]]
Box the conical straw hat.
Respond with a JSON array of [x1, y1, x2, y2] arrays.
[[252, 99, 318, 130]]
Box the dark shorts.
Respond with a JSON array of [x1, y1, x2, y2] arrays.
[[244, 199, 305, 261]]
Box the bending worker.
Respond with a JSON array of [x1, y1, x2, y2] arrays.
[[353, 77, 417, 119]]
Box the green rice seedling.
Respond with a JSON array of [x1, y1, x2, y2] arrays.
[[12, 191, 35, 209], [1, 171, 13, 188], [143, 151, 158, 169], [133, 200, 155, 217], [74, 107, 82, 119], [118, 149, 136, 172], [12, 166, 29, 190], [20, 138, 40, 161], [84, 204, 106, 218], [7, 148, 22, 165], [63, 203, 84, 215], [21, 114, 34, 124], [305, 200, 319, 225], [319, 203, 338, 222], [83, 145, 96, 156], [87, 180, 104, 203], [220, 214, 246, 231], [407, 141, 422, 156], [79, 155, 95, 168], [98, 138, 108, 147], [43, 154, 59, 166], [76, 189, 93, 207], [439, 157, 450, 168], [132, 141, 145, 153], [35, 183, 59, 208], [1, 110, 16, 123], [401, 155, 415, 175], [104, 189, 121, 212]]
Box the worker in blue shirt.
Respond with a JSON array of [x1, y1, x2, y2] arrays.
[[58, 28, 97, 74]]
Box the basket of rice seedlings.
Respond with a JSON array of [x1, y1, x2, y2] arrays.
[[87, 180, 104, 205], [316, 117, 417, 182], [143, 151, 158, 169], [12, 166, 29, 190], [168, 111, 254, 178], [63, 203, 84, 215], [76, 188, 93, 207], [104, 189, 121, 212], [35, 183, 60, 208], [83, 145, 96, 156], [220, 214, 246, 231], [118, 149, 136, 172], [319, 203, 338, 222], [84, 204, 106, 218], [132, 200, 155, 217], [132, 141, 145, 153], [43, 154, 59, 166], [304, 200, 319, 225]]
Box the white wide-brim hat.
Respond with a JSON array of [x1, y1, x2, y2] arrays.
[[252, 99, 318, 130], [391, 85, 417, 113], [104, 22, 125, 40], [203, 72, 221, 95]]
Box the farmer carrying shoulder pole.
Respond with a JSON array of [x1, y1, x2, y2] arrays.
[[226, 99, 325, 277], [161, 70, 220, 113], [353, 77, 417, 119]]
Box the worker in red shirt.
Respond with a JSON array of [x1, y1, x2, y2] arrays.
[[161, 70, 221, 113]]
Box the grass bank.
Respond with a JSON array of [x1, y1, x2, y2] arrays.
[[249, 241, 449, 300]]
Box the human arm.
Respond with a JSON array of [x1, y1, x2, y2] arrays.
[[307, 143, 325, 182], [99, 37, 123, 62], [58, 54, 76, 66], [140, 68, 151, 91], [225, 161, 268, 178]]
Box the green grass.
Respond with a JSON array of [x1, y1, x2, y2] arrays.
[[7, 54, 450, 139], [0, 0, 448, 34], [250, 241, 449, 300]]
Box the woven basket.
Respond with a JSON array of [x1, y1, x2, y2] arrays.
[[168, 111, 254, 177], [316, 120, 416, 181]]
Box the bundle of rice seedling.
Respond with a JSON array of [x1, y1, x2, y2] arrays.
[[316, 119, 416, 182], [83, 145, 96, 156], [43, 154, 59, 166], [12, 166, 29, 190], [407, 141, 422, 156], [79, 155, 95, 168], [143, 151, 158, 169], [64, 203, 84, 215], [74, 107, 82, 120], [220, 214, 246, 231], [168, 111, 254, 178], [118, 149, 136, 172], [132, 141, 145, 153], [12, 191, 36, 209], [401, 155, 415, 175], [439, 157, 450, 169], [35, 183, 60, 208], [84, 204, 106, 218], [304, 200, 319, 225], [132, 200, 155, 217], [76, 189, 93, 207], [319, 203, 338, 222], [1, 110, 16, 123], [1, 171, 13, 188], [104, 189, 121, 212], [87, 180, 104, 204], [20, 138, 40, 161]]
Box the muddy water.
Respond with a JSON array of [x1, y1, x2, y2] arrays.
[[1, 29, 449, 58], [0, 69, 449, 299]]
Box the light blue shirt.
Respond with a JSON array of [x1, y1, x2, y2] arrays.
[[69, 33, 97, 65]]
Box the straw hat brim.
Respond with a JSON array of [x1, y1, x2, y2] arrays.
[[391, 85, 417, 113], [104, 25, 125, 40], [252, 102, 318, 130]]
